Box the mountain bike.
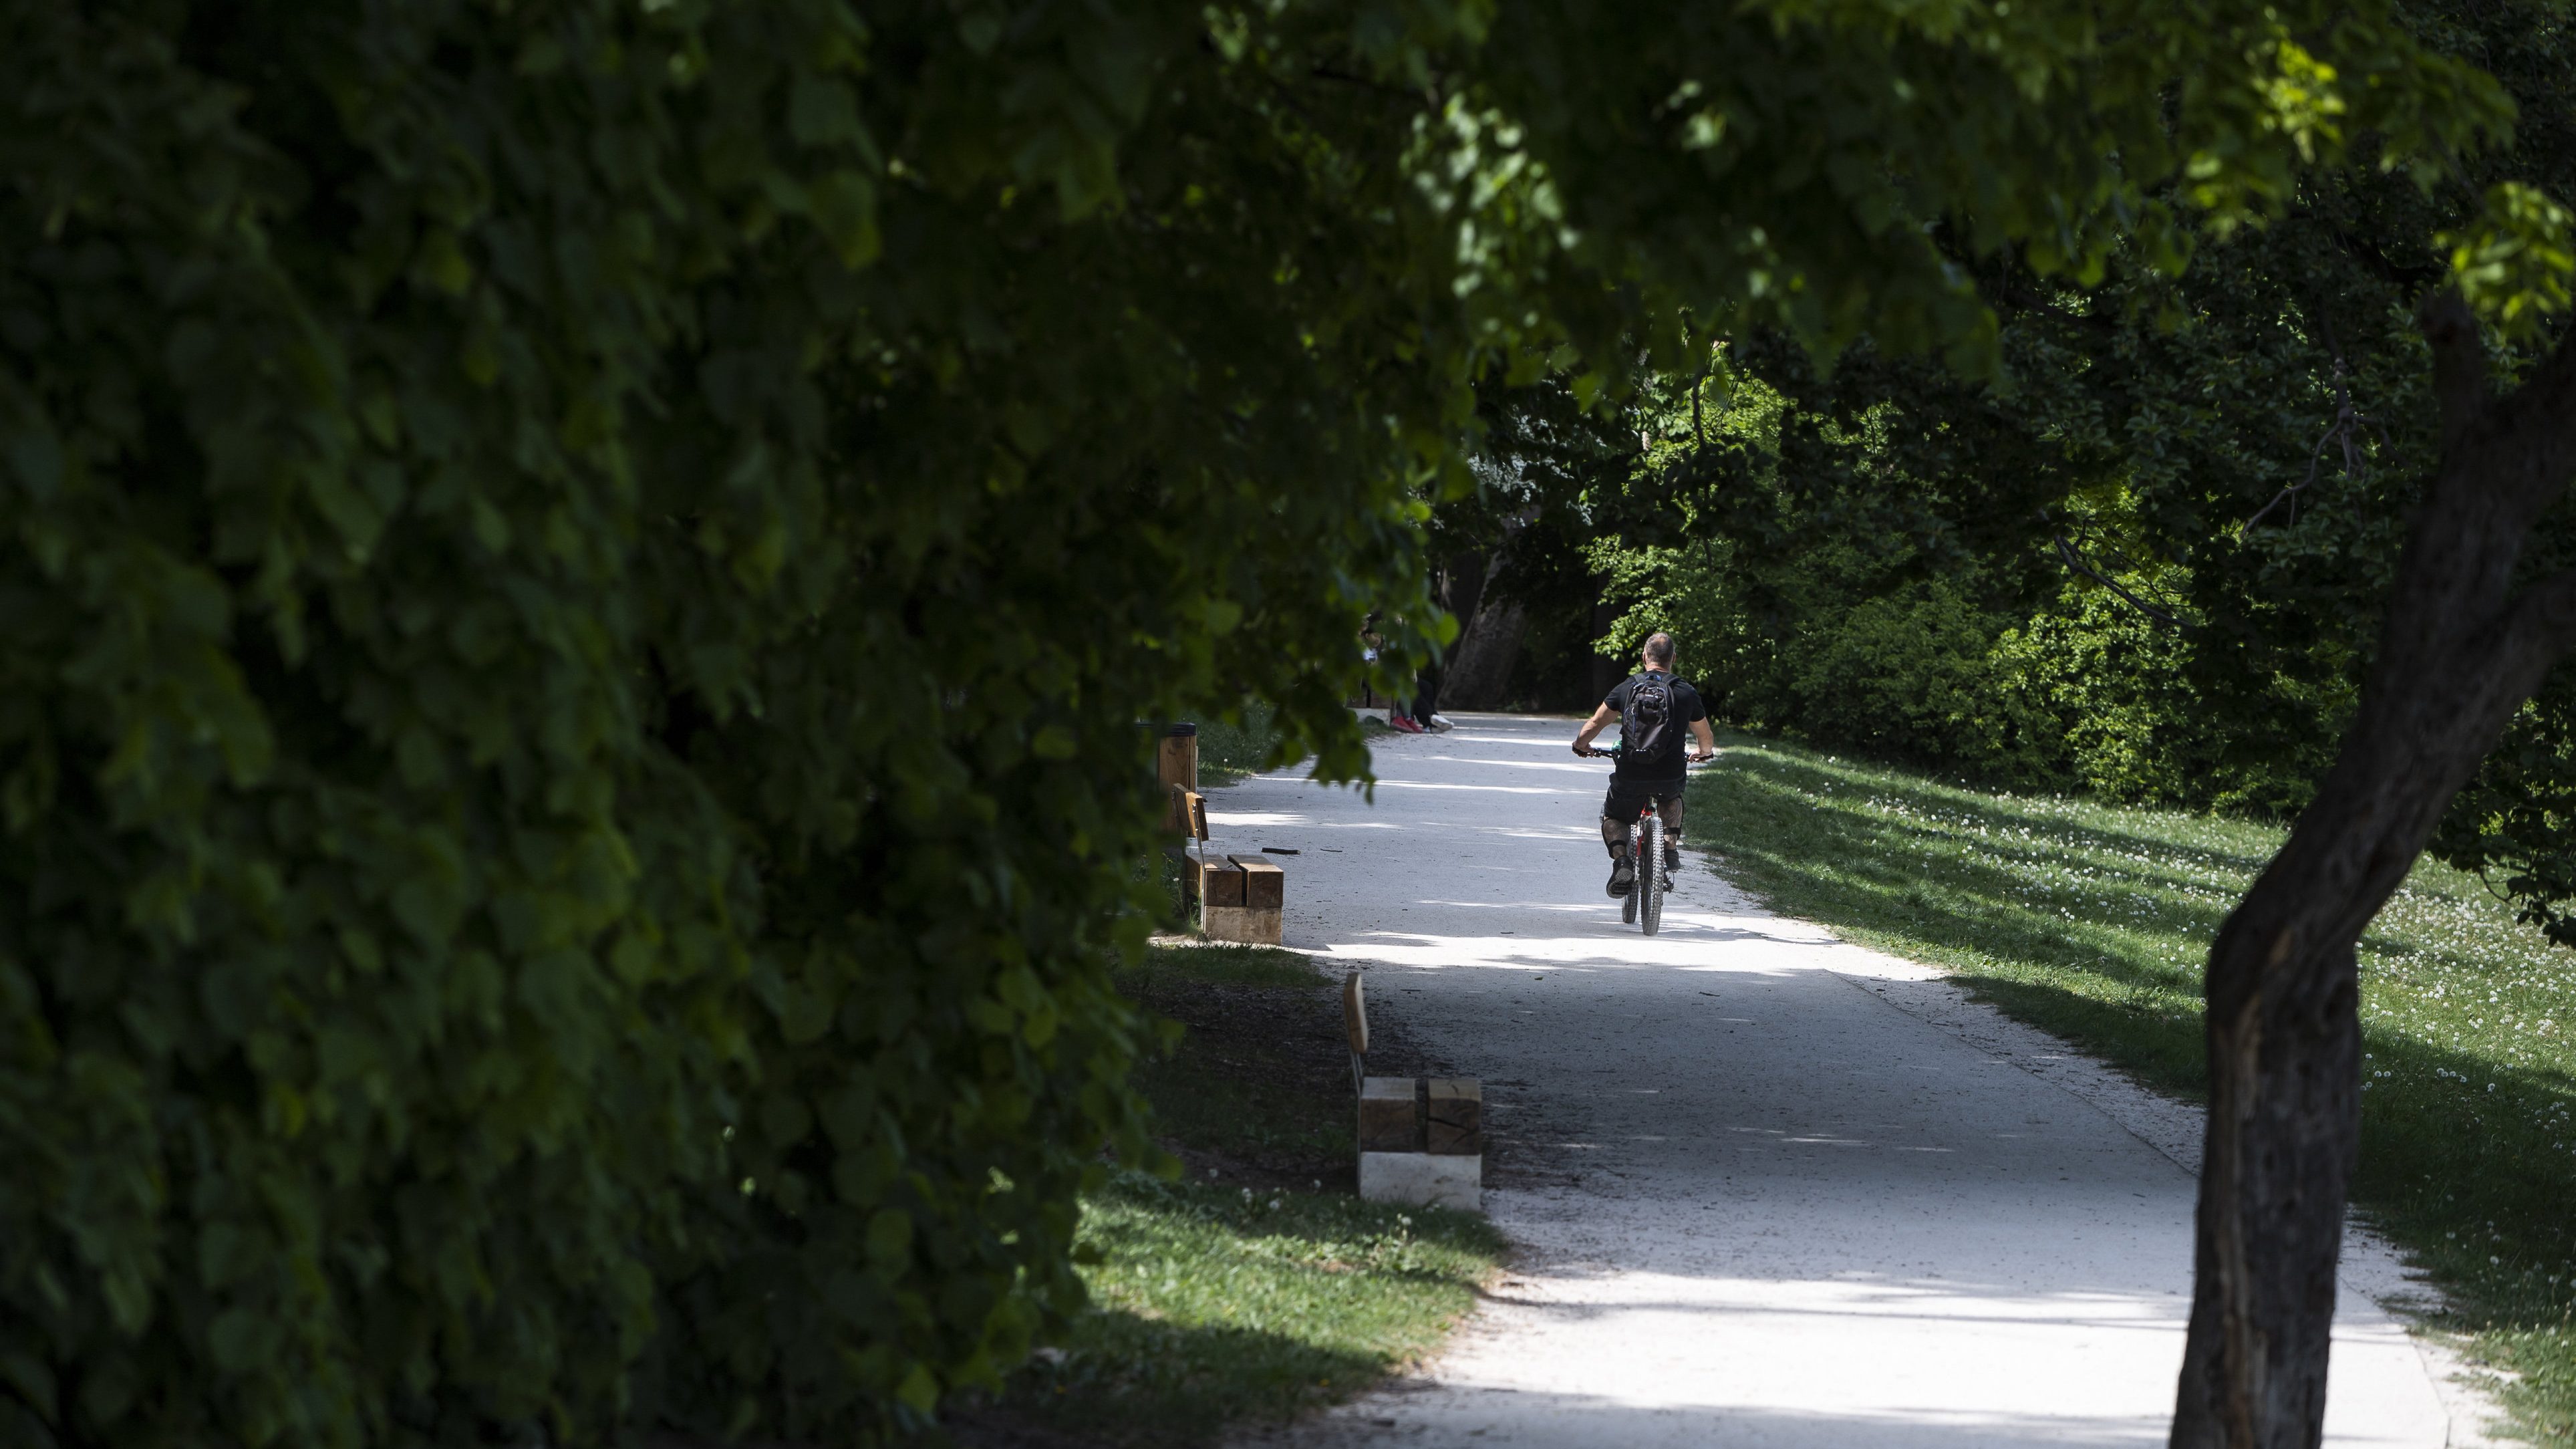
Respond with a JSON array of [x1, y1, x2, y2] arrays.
[[1578, 744, 1681, 936]]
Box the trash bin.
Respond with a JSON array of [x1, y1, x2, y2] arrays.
[[1156, 722, 1197, 833]]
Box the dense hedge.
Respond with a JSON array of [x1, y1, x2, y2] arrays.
[[0, 3, 1457, 1444], [1605, 529, 2339, 811]]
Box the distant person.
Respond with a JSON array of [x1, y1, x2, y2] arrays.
[[1383, 654, 1427, 733], [1358, 622, 1401, 720], [1393, 666, 1451, 733], [1570, 633, 1716, 896]]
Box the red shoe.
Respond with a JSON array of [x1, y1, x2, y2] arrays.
[[1390, 714, 1425, 733]]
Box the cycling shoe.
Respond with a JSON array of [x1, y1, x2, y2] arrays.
[[1606, 858, 1636, 897]]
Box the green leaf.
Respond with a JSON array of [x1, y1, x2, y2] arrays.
[[896, 1363, 939, 1415], [2442, 182, 2576, 340], [866, 1208, 913, 1271], [811, 171, 881, 269]]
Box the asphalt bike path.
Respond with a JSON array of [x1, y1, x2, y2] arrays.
[[1215, 713, 2482, 1448]]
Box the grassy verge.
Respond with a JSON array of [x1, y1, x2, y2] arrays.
[[1689, 735, 2576, 1442], [1193, 703, 1391, 789], [1123, 944, 1363, 1178], [1196, 704, 1296, 786], [955, 944, 1503, 1447], [1003, 1174, 1494, 1446]]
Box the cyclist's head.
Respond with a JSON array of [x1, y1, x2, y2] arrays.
[[1642, 632, 1676, 670]]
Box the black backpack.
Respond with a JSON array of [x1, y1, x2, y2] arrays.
[[1621, 672, 1678, 763]]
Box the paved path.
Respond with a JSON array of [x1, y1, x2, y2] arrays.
[[1215, 713, 2478, 1449]]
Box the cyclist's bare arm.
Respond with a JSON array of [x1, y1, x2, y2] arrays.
[[1689, 716, 1717, 763], [1572, 702, 1618, 756]]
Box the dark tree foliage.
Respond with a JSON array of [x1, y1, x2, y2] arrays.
[[1610, 0, 2576, 831], [2436, 676, 2576, 946], [1429, 375, 1681, 710], [0, 3, 1467, 1443], [1983, 0, 2576, 921], [2410, 0, 2576, 940]]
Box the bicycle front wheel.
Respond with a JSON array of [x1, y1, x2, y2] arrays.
[[1640, 816, 1664, 935]]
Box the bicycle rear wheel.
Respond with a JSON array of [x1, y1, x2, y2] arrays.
[[1640, 817, 1664, 935]]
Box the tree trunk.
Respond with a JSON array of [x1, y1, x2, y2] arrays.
[[1444, 549, 1490, 630], [1443, 598, 1527, 709], [2172, 297, 2576, 1447]]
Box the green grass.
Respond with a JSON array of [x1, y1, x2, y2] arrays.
[[972, 942, 1504, 1446], [1196, 704, 1297, 785], [1690, 734, 2576, 1442], [1006, 1174, 1500, 1446], [1124, 945, 1357, 1169], [1191, 702, 1389, 788]]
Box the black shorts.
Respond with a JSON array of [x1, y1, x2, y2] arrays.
[[1602, 779, 1684, 823]]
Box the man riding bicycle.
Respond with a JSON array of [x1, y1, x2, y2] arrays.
[[1572, 632, 1717, 898]]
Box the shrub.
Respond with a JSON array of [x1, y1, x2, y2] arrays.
[[1598, 533, 2343, 810], [1786, 579, 2061, 781], [1196, 705, 1298, 784], [0, 3, 1449, 1444]]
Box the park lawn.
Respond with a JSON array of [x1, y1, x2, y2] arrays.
[[962, 944, 1503, 1447], [1689, 735, 2576, 1444]]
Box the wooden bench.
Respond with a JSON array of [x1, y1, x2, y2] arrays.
[[1200, 853, 1283, 944]]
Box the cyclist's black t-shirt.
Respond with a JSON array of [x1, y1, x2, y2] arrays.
[[1602, 672, 1706, 785]]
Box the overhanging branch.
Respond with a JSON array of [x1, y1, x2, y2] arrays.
[[2046, 523, 2190, 633], [2240, 356, 2384, 539]]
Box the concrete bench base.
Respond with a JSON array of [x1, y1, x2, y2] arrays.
[[1191, 853, 1285, 944], [1359, 1150, 1481, 1211], [1201, 904, 1282, 944]]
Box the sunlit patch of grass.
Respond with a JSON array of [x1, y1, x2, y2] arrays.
[[1129, 940, 1320, 990], [1691, 734, 2576, 1443], [1001, 1173, 1501, 1447]]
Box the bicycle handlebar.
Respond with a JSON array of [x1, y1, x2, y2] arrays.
[[1577, 742, 1714, 764]]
